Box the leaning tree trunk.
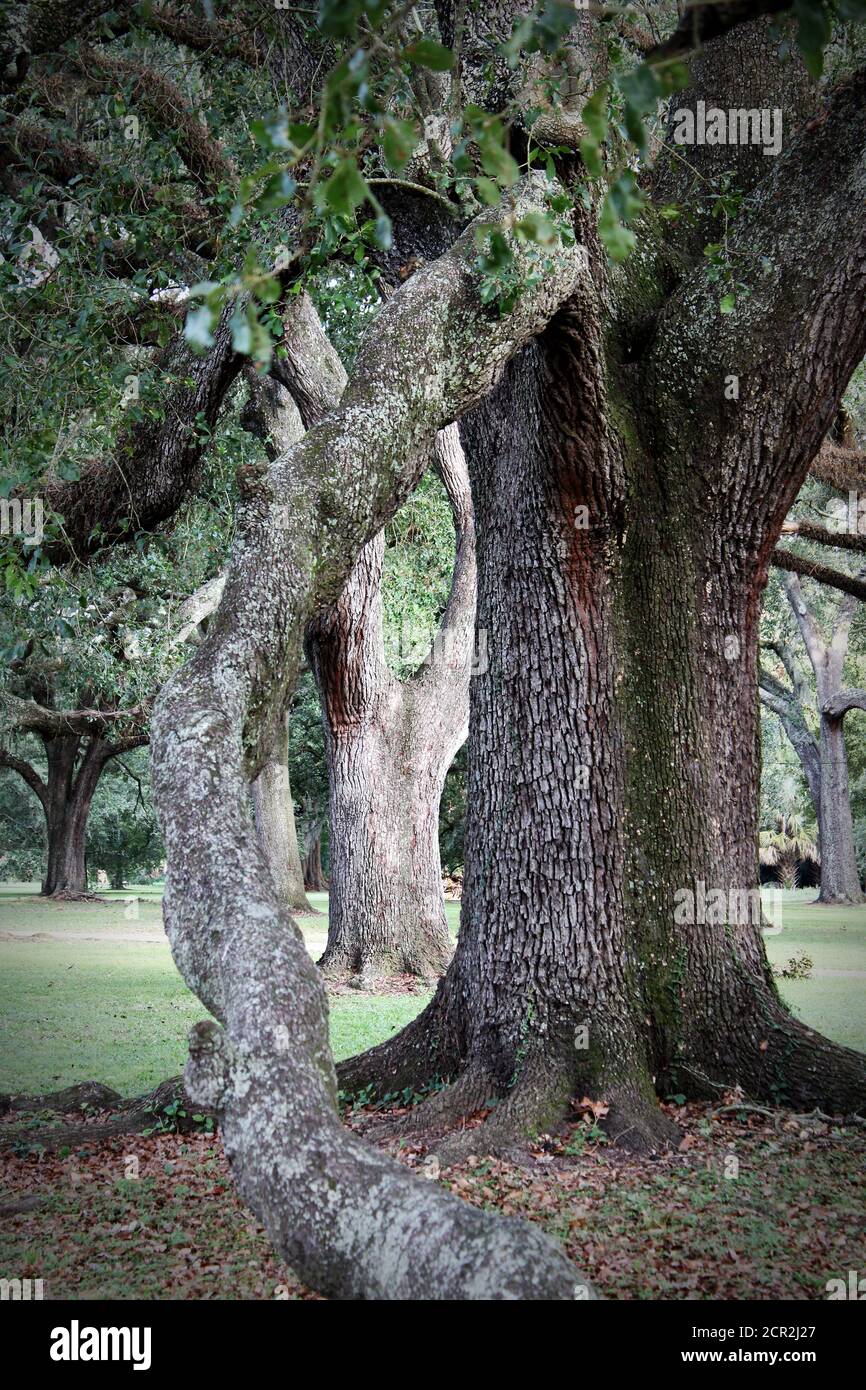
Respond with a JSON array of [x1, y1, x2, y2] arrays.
[[152, 187, 594, 1300], [308, 426, 474, 981], [251, 720, 312, 914], [42, 734, 110, 897]]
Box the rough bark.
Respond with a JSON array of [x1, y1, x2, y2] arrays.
[[0, 1076, 206, 1151], [340, 52, 866, 1135], [151, 178, 595, 1300], [338, 279, 678, 1157], [617, 63, 866, 1110]]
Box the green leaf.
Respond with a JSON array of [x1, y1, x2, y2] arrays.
[[373, 213, 392, 250], [184, 304, 215, 350], [719, 292, 737, 314], [580, 134, 604, 179], [479, 139, 520, 187], [581, 86, 610, 143], [257, 170, 297, 213], [382, 118, 418, 171], [403, 39, 454, 71], [515, 211, 556, 245], [475, 177, 502, 206], [598, 173, 644, 264], [249, 111, 293, 151], [794, 0, 832, 78], [322, 158, 369, 215]]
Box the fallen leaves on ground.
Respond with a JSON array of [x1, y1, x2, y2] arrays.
[[1, 1098, 863, 1300]]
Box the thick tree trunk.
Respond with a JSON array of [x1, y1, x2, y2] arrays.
[[619, 493, 866, 1114], [310, 535, 454, 979], [309, 426, 474, 981], [340, 319, 677, 1153], [41, 735, 109, 897], [816, 712, 864, 904], [319, 695, 453, 979], [251, 721, 313, 914]]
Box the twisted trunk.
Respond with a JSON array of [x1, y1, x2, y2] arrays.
[[152, 181, 593, 1300]]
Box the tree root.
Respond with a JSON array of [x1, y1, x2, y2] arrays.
[[681, 989, 866, 1116], [0, 1076, 215, 1151], [335, 987, 459, 1099]]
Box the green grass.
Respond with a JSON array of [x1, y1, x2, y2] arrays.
[[0, 889, 430, 1095], [761, 888, 866, 1054], [0, 885, 862, 1096]]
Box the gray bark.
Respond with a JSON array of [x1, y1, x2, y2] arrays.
[[252, 720, 312, 916], [151, 179, 594, 1300], [777, 572, 864, 903], [310, 425, 474, 980]]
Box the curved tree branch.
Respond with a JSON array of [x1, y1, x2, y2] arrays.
[[151, 176, 593, 1300], [822, 688, 866, 720], [0, 749, 49, 811]]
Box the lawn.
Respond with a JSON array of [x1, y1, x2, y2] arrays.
[[0, 885, 441, 1095], [0, 884, 862, 1095], [1, 884, 864, 1302]]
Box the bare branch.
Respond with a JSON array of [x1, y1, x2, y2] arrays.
[[773, 550, 866, 605], [0, 749, 49, 811]]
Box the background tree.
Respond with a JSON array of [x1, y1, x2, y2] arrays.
[[86, 751, 163, 889], [6, 0, 866, 1302], [760, 570, 866, 903]]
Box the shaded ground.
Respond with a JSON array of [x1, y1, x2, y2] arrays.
[[0, 885, 863, 1299], [0, 1096, 862, 1300]]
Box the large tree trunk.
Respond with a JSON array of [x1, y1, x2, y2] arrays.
[[338, 61, 866, 1138], [620, 516, 866, 1113], [340, 314, 677, 1152], [310, 535, 454, 979], [309, 428, 473, 981], [41, 735, 109, 897], [251, 720, 313, 914]]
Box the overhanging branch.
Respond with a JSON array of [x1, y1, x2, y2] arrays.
[[773, 549, 866, 603]]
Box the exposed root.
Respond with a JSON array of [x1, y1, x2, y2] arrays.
[[0, 1080, 122, 1115], [0, 1076, 214, 1151], [318, 942, 451, 985], [683, 989, 866, 1116], [42, 891, 107, 903]]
